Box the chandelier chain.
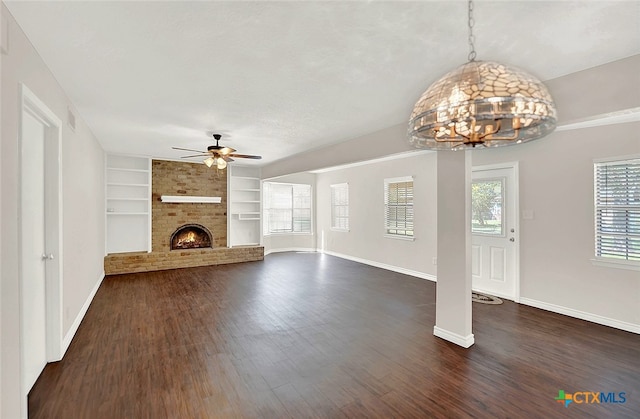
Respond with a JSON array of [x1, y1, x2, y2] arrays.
[[467, 0, 476, 61]]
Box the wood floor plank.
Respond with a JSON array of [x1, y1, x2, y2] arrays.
[[28, 252, 640, 418]]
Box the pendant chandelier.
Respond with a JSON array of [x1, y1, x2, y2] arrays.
[[408, 0, 557, 150]]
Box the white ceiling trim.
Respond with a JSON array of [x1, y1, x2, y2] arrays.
[[309, 150, 433, 174], [555, 107, 640, 132]]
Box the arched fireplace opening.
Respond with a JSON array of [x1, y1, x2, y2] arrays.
[[170, 224, 213, 250]]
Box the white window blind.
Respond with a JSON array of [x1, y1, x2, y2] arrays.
[[594, 158, 640, 261], [263, 182, 312, 234], [331, 183, 349, 231], [384, 176, 414, 237]]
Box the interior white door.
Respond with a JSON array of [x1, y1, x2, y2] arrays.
[[21, 109, 48, 393], [471, 165, 518, 300]]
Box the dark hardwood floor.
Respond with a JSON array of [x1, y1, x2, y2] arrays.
[[29, 252, 639, 418]]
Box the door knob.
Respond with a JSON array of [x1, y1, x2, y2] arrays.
[[41, 253, 54, 260], [509, 238, 515, 242]]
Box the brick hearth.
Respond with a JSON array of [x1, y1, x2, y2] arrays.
[[104, 246, 264, 275]]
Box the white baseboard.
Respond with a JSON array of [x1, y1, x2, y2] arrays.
[[321, 250, 437, 282], [264, 247, 317, 256], [62, 271, 105, 354], [520, 297, 640, 334], [433, 326, 475, 348]]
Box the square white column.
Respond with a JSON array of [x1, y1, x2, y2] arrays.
[[433, 150, 474, 348]]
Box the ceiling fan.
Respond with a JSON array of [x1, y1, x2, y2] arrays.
[[172, 134, 262, 169]]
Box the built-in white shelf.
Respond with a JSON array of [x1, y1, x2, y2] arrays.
[[106, 154, 151, 254], [160, 195, 222, 203], [228, 166, 262, 247], [106, 183, 149, 187], [107, 168, 149, 173]]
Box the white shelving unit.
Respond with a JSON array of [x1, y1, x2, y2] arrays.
[[105, 154, 151, 253], [228, 166, 262, 246]]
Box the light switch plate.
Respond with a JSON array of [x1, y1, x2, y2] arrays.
[[522, 210, 534, 220]]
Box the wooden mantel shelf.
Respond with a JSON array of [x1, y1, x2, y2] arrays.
[[160, 195, 222, 203]]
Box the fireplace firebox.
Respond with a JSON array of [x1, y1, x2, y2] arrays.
[[170, 224, 213, 250]]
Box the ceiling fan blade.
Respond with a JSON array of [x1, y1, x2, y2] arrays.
[[181, 154, 209, 158], [172, 146, 206, 153], [222, 156, 235, 162], [228, 153, 262, 159]]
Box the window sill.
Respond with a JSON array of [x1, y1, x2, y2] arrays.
[[590, 258, 640, 272], [331, 228, 349, 232], [384, 234, 415, 241]]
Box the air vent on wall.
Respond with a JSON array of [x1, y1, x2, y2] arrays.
[[67, 107, 76, 131]]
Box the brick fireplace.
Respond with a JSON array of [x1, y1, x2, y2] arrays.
[[152, 160, 227, 250], [104, 160, 263, 275]]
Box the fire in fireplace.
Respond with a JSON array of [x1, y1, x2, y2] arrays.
[[170, 224, 212, 250]]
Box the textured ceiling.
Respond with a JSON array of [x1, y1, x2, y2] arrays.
[[5, 1, 640, 166]]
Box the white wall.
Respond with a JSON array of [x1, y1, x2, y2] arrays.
[[263, 55, 640, 333], [314, 121, 639, 332], [1, 5, 105, 418], [469, 55, 640, 329], [262, 172, 317, 254], [473, 122, 639, 328], [315, 153, 437, 279]]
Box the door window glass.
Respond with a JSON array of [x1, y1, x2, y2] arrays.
[[472, 178, 504, 235]]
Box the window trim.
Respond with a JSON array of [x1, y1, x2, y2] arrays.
[[263, 181, 313, 236], [592, 156, 640, 270], [383, 176, 415, 240], [330, 183, 349, 232]]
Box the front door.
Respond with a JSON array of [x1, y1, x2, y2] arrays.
[[471, 165, 518, 300]]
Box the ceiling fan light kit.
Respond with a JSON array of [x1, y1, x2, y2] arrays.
[[408, 0, 557, 151]]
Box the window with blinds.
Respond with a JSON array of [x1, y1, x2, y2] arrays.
[[263, 182, 312, 234], [331, 183, 349, 231], [384, 176, 414, 237], [594, 158, 640, 262]]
